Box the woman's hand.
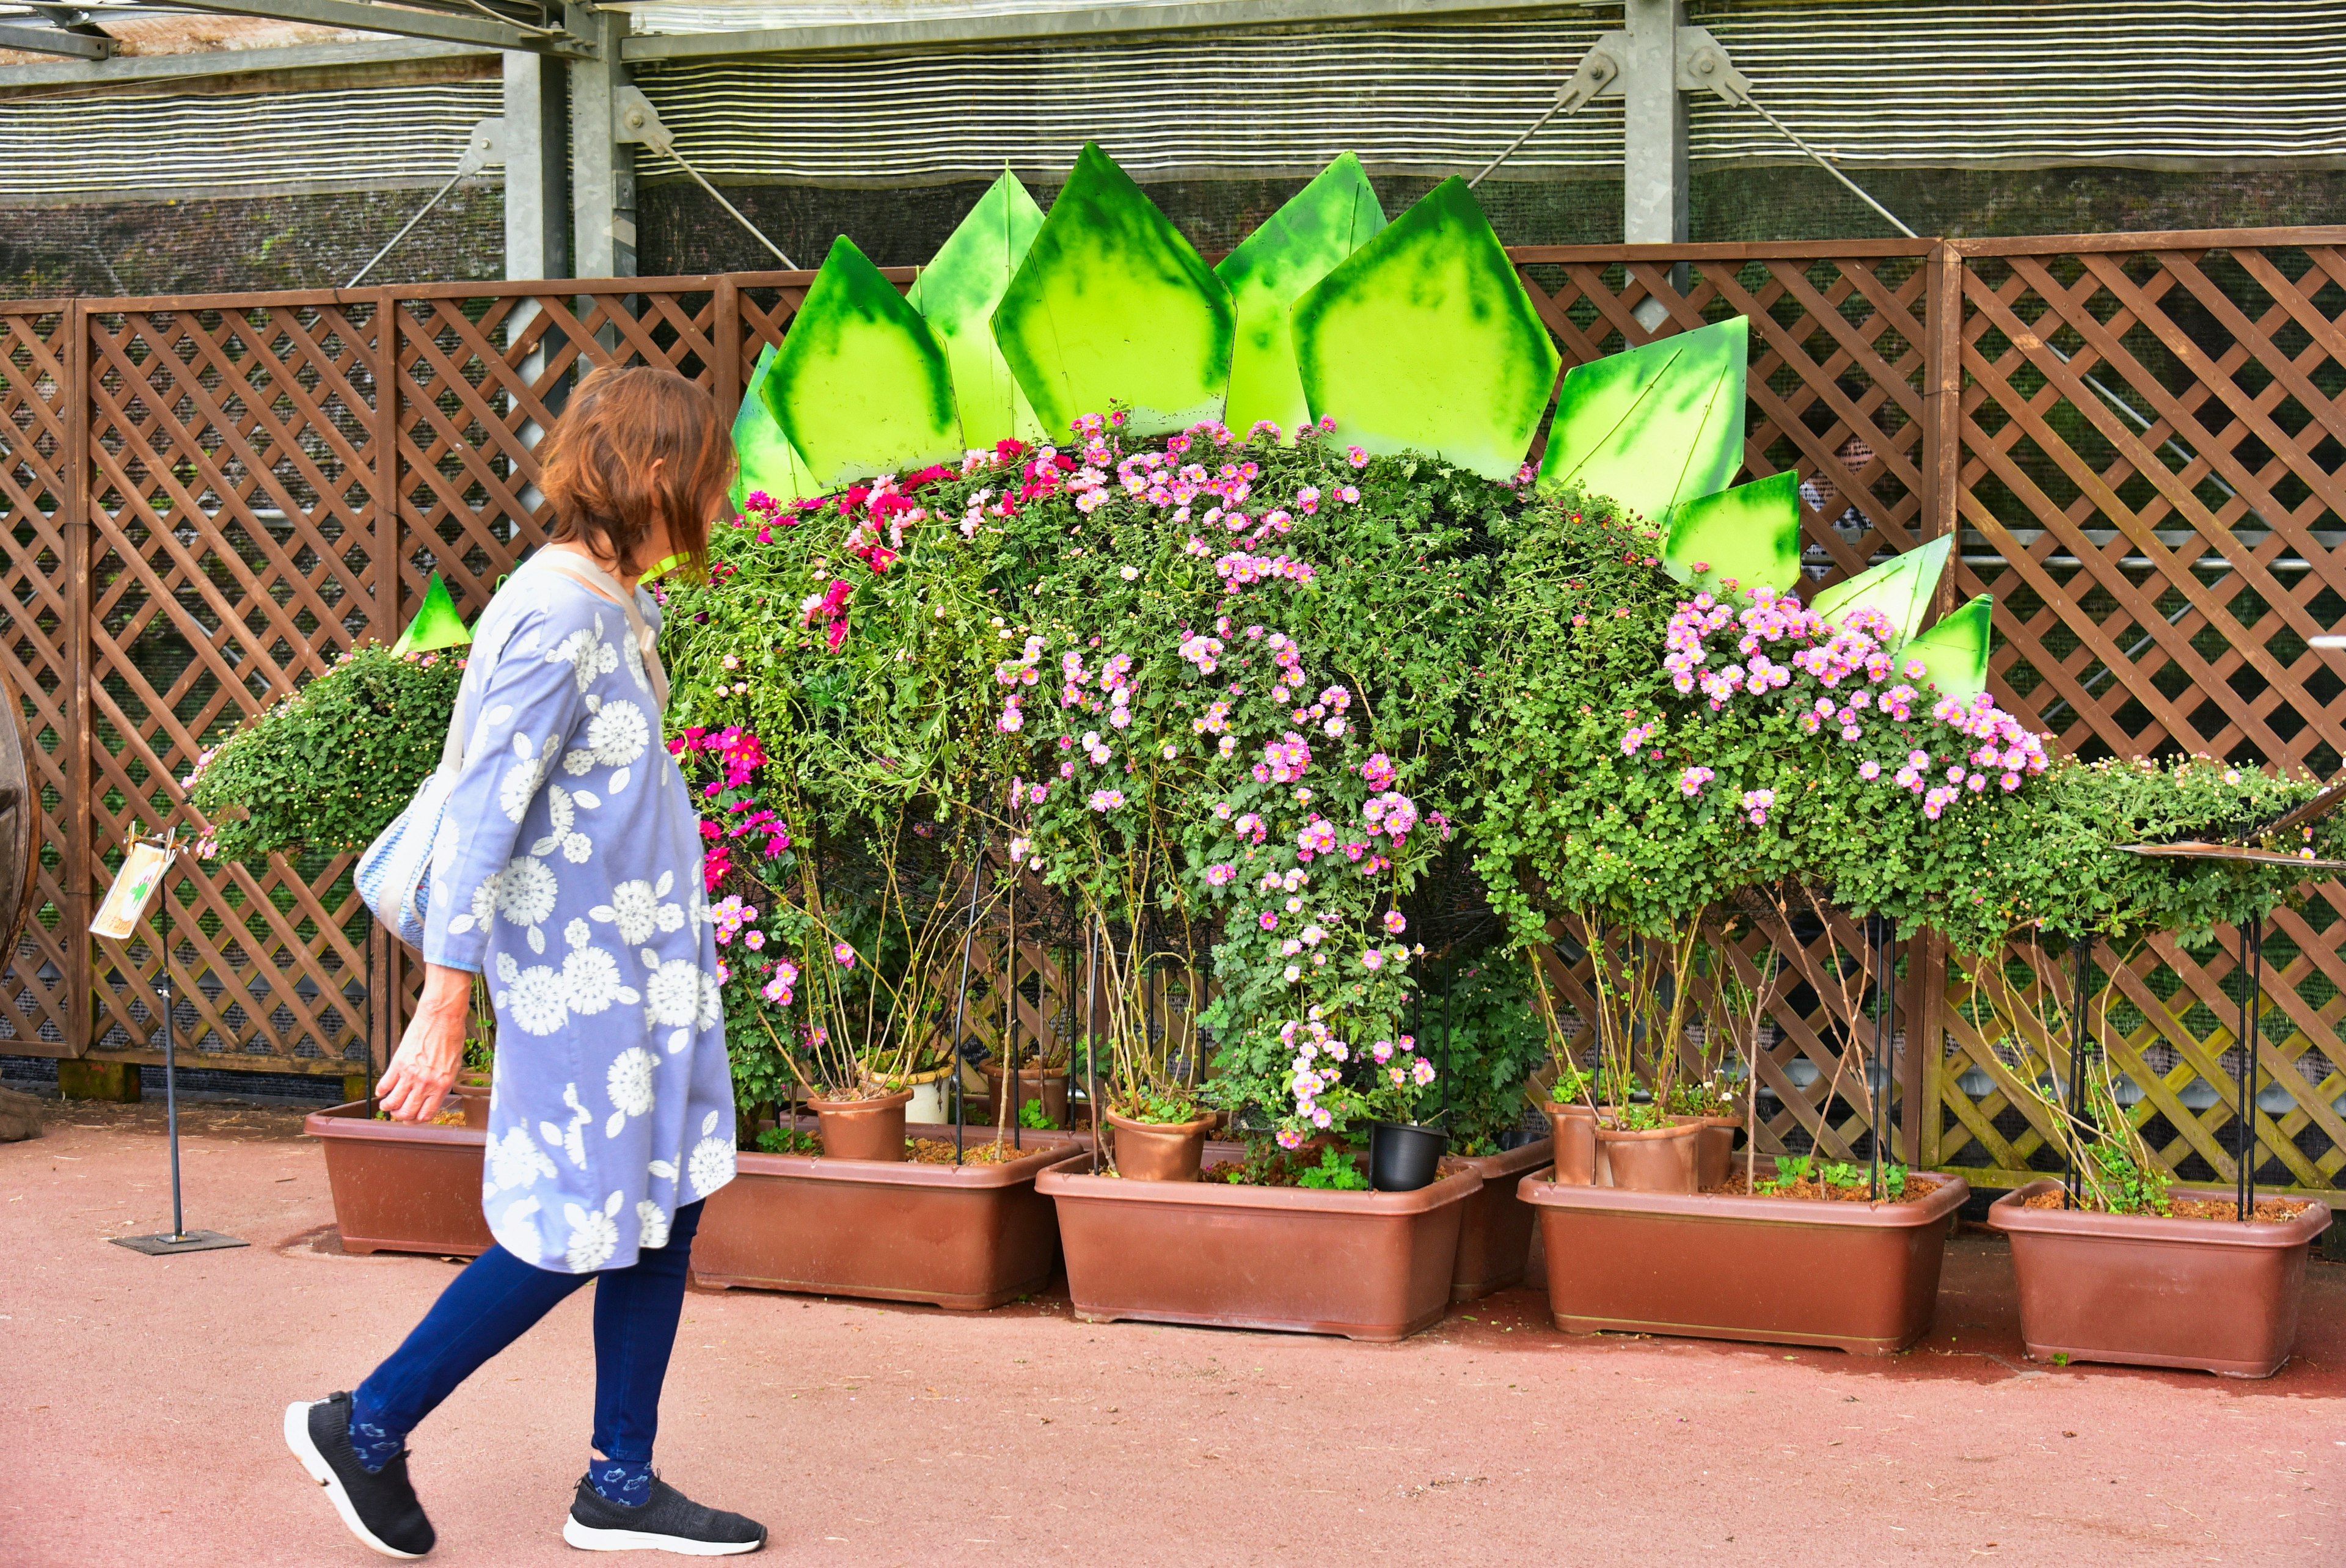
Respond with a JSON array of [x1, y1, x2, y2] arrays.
[[376, 964, 473, 1123]]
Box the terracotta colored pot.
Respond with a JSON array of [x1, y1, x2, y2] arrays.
[[692, 1122, 1086, 1310], [1986, 1179, 2335, 1377], [1544, 1104, 1597, 1186], [982, 1065, 1071, 1127], [806, 1088, 915, 1162], [1597, 1120, 1701, 1194], [1102, 1109, 1216, 1181], [452, 1079, 492, 1131], [1692, 1114, 1741, 1191], [1522, 1161, 1968, 1354], [305, 1101, 492, 1258], [1447, 1136, 1555, 1302], [1040, 1159, 1483, 1340]]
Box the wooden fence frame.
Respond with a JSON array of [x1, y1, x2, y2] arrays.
[[7, 228, 2346, 1193]]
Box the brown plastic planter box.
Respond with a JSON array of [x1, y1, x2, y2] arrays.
[[690, 1125, 1085, 1310], [1038, 1159, 1482, 1341], [1448, 1137, 1555, 1301], [1521, 1165, 1968, 1355], [1986, 1178, 2335, 1378], [305, 1101, 493, 1258]]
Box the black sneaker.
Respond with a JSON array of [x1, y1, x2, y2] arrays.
[[562, 1475, 766, 1556], [283, 1392, 436, 1559]]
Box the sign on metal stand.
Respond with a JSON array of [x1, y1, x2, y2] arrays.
[[97, 829, 247, 1256]]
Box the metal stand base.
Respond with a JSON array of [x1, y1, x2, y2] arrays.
[[111, 1230, 246, 1256]]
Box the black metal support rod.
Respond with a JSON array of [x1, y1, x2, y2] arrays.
[[1007, 865, 1020, 1151], [2239, 914, 2264, 1222], [1086, 915, 1102, 1174], [1869, 915, 1890, 1202], [161, 856, 184, 1241], [948, 839, 986, 1168], [2066, 933, 2092, 1209], [1438, 964, 1452, 1132]]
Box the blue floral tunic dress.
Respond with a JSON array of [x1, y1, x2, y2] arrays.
[[422, 553, 735, 1274]]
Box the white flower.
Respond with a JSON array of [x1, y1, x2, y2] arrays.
[[635, 1198, 670, 1250], [607, 1047, 657, 1117], [687, 1136, 736, 1199], [563, 1191, 624, 1271], [699, 968, 723, 1029], [486, 1126, 556, 1194], [621, 621, 649, 691], [491, 1195, 543, 1263], [587, 701, 650, 768], [552, 621, 618, 695], [561, 943, 635, 1015], [596, 879, 665, 945], [530, 784, 593, 864], [644, 959, 703, 1027], [500, 963, 568, 1036], [448, 872, 498, 938], [495, 856, 558, 929], [499, 740, 550, 824]]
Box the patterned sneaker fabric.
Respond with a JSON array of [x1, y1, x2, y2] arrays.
[[588, 1457, 654, 1506], [569, 1475, 767, 1550], [298, 1393, 437, 1558]]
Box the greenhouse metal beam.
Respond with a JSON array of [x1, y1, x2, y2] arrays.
[[162, 0, 595, 57], [0, 20, 114, 58], [621, 0, 1585, 62], [0, 37, 487, 91]]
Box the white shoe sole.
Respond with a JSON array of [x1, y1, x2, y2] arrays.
[[283, 1400, 428, 1561], [563, 1515, 764, 1555]]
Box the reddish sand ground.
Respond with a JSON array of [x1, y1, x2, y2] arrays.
[[4, 1098, 2342, 1566]]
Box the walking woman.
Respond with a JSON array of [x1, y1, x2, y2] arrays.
[[285, 366, 766, 1558]]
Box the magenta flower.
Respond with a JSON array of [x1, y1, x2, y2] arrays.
[[1259, 911, 1279, 931], [1361, 949, 1385, 971], [1383, 909, 1408, 935], [832, 941, 857, 969]]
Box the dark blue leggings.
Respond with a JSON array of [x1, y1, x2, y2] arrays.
[[353, 1200, 705, 1464]]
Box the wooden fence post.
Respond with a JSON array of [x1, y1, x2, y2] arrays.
[[1921, 240, 1964, 618], [61, 298, 92, 1062], [369, 288, 402, 1075], [714, 276, 741, 427]]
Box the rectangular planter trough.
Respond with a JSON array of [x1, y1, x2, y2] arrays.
[[1986, 1178, 2334, 1378], [1447, 1137, 1555, 1301], [1038, 1160, 1482, 1341], [1521, 1165, 1969, 1355], [690, 1125, 1086, 1310], [307, 1101, 493, 1259]]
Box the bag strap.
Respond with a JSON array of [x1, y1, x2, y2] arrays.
[[534, 552, 671, 710]]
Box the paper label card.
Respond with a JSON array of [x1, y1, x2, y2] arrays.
[[91, 841, 171, 940]]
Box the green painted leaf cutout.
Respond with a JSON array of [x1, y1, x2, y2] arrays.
[[766, 235, 962, 488], [1660, 470, 1803, 597], [1216, 153, 1386, 442], [731, 343, 819, 512], [1538, 316, 1749, 522], [389, 571, 469, 655], [1810, 536, 1952, 643], [991, 142, 1235, 440], [1902, 593, 1994, 703], [1291, 176, 1559, 481], [908, 169, 1047, 451]]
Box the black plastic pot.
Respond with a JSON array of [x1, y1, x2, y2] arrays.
[[1370, 1121, 1449, 1192]]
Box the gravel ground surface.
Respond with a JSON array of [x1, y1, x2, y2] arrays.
[[4, 1098, 2342, 1566]]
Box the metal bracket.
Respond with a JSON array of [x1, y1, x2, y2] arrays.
[[1674, 24, 1753, 107], [455, 115, 506, 178], [1558, 30, 1626, 111], [613, 86, 798, 269]]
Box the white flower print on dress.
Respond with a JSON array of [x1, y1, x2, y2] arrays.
[[539, 1081, 592, 1170], [445, 869, 500, 937], [594, 871, 681, 946], [564, 1190, 625, 1272], [635, 1198, 670, 1250], [562, 942, 634, 1016], [528, 784, 594, 865], [586, 701, 649, 769], [552, 618, 618, 698], [486, 1126, 557, 1194], [500, 962, 568, 1036], [643, 957, 704, 1029], [604, 1046, 657, 1137], [499, 731, 557, 825], [687, 1109, 735, 1199], [493, 1195, 543, 1263], [495, 855, 560, 953], [620, 617, 649, 691]]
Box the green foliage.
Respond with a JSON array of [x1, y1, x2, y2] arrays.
[[755, 1125, 821, 1155], [1419, 953, 1544, 1153], [1018, 1096, 1056, 1131], [186, 643, 464, 865], [1295, 1146, 1371, 1190]]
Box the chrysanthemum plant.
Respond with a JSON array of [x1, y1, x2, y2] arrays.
[[662, 139, 2339, 1158]]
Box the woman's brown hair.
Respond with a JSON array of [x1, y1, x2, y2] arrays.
[[536, 365, 731, 582]]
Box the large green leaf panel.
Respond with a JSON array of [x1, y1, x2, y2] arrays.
[[1290, 177, 1560, 481], [389, 572, 470, 656], [731, 343, 818, 511], [1900, 594, 1994, 703], [765, 235, 962, 487], [1215, 153, 1386, 442], [908, 169, 1047, 450], [1810, 536, 1951, 643], [1538, 316, 1749, 522], [1659, 470, 1803, 597], [990, 143, 1235, 440]]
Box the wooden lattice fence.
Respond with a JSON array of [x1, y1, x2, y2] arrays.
[[5, 230, 2345, 1194]]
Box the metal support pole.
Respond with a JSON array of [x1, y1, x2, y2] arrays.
[[1438, 964, 1452, 1132], [1007, 859, 1020, 1151], [946, 841, 985, 1167], [1621, 0, 1687, 327], [566, 2, 634, 280], [1869, 916, 1892, 1200], [2065, 933, 2091, 1209], [2238, 916, 2263, 1222], [1086, 915, 1102, 1175], [161, 862, 183, 1240], [504, 49, 569, 280]]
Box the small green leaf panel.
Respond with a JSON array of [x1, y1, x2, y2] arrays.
[[1215, 153, 1386, 442], [1659, 470, 1803, 597], [1810, 535, 1952, 643], [766, 235, 962, 488], [731, 343, 819, 512], [1291, 176, 1560, 481], [1537, 316, 1749, 522], [908, 169, 1047, 450], [1901, 593, 1994, 704], [389, 571, 470, 655], [991, 142, 1235, 441]]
